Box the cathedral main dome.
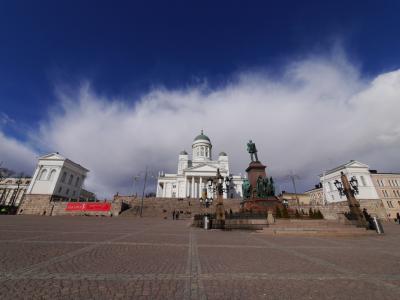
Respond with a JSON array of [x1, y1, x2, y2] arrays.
[[193, 130, 211, 142]]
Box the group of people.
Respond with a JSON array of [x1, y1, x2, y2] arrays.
[[172, 210, 180, 220]]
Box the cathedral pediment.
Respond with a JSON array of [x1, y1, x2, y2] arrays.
[[184, 163, 220, 173]]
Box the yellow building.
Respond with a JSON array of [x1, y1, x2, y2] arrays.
[[370, 171, 400, 221], [279, 191, 311, 206], [305, 183, 324, 206]]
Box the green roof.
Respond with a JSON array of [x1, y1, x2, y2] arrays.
[[193, 130, 210, 142]]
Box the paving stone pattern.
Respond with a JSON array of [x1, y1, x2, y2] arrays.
[[0, 216, 400, 299]]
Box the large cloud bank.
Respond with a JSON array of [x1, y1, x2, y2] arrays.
[[1, 54, 400, 197]]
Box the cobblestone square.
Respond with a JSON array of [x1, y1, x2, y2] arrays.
[[1, 216, 400, 299]]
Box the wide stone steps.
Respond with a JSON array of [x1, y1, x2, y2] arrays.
[[258, 219, 376, 236]]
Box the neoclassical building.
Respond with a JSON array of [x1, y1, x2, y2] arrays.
[[24, 153, 89, 202], [157, 131, 244, 199], [0, 177, 31, 207]]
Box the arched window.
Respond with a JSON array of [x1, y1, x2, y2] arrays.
[[205, 148, 209, 157], [68, 174, 74, 185], [61, 172, 67, 183], [39, 169, 48, 180], [75, 177, 80, 187], [48, 169, 57, 181], [360, 176, 366, 186], [200, 147, 204, 156]]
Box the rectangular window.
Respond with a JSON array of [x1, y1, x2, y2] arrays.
[[360, 176, 366, 186], [387, 201, 393, 208]]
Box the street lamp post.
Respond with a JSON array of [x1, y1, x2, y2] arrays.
[[139, 167, 148, 218], [207, 168, 233, 229], [137, 168, 157, 218], [133, 175, 140, 197], [334, 171, 367, 228]]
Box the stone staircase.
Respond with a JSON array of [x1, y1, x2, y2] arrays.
[[257, 219, 376, 237], [118, 198, 242, 218]]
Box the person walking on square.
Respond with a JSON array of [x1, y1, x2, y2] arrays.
[[172, 210, 176, 220], [397, 212, 400, 224], [176, 211, 180, 220]]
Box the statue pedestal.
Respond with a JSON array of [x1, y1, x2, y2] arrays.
[[241, 196, 282, 213], [246, 161, 267, 191], [242, 161, 282, 214]]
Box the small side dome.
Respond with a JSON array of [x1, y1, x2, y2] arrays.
[[219, 151, 227, 156], [180, 150, 188, 155]]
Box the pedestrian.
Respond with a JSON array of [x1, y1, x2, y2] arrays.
[[176, 211, 180, 220], [172, 210, 175, 220], [397, 212, 400, 224]]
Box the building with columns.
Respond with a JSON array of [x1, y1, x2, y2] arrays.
[[156, 131, 244, 199], [0, 177, 31, 208]]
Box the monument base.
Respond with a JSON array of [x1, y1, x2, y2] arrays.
[[241, 196, 282, 214]]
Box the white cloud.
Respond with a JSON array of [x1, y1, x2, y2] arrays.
[[0, 131, 37, 174], [2, 51, 400, 196]]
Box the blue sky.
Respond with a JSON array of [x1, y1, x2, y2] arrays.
[[1, 1, 400, 196]]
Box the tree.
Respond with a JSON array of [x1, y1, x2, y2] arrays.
[[309, 207, 314, 219], [275, 206, 282, 218], [282, 206, 289, 218], [316, 209, 324, 219]]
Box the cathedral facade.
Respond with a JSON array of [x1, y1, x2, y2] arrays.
[[156, 131, 244, 199]]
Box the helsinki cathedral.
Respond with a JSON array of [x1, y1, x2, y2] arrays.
[[156, 131, 244, 199]]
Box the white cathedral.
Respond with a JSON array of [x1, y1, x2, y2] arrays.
[[156, 131, 244, 199]]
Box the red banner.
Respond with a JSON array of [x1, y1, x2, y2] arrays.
[[66, 203, 111, 212]]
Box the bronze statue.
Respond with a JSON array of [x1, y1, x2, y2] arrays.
[[247, 140, 259, 162], [242, 179, 251, 199]]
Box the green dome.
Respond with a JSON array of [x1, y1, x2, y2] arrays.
[[219, 152, 227, 156], [193, 130, 210, 142], [180, 150, 188, 155]]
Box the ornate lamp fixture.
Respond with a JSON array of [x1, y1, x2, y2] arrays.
[[334, 171, 366, 228]]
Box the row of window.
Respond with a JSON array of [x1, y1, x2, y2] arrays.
[[382, 190, 400, 198], [327, 175, 368, 192], [60, 171, 80, 187], [377, 179, 400, 187], [57, 186, 77, 197], [195, 146, 209, 157], [39, 168, 80, 187], [386, 200, 400, 208]]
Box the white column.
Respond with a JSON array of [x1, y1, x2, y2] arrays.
[[162, 183, 166, 197], [199, 177, 203, 198], [185, 177, 189, 197], [191, 177, 195, 198]]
